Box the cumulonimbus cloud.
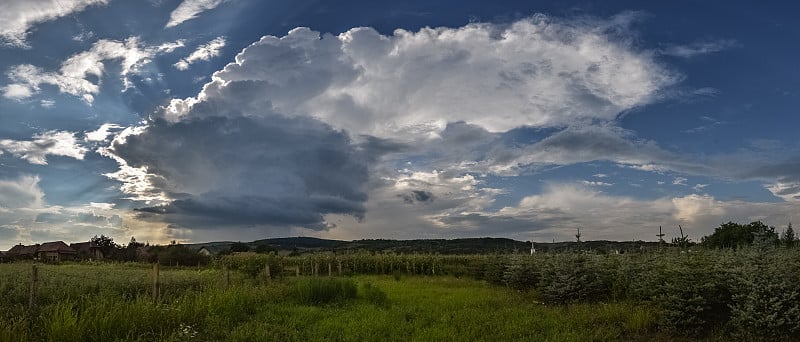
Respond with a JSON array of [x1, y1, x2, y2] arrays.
[[161, 14, 679, 139]]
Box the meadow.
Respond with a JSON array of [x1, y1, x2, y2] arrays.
[[2, 246, 799, 341]]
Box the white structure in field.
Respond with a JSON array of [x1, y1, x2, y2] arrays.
[[530, 241, 536, 255]]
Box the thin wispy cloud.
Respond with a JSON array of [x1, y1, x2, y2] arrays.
[[0, 131, 87, 165], [0, 0, 108, 48], [174, 37, 226, 70], [659, 39, 738, 58], [166, 0, 228, 28], [3, 37, 184, 103]]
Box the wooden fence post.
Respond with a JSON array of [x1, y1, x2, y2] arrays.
[[338, 260, 342, 276], [295, 265, 300, 277], [314, 262, 319, 277], [152, 263, 160, 303], [328, 263, 332, 276], [265, 264, 271, 282], [29, 265, 38, 310]]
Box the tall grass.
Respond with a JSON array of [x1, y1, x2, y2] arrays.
[[293, 277, 357, 305]]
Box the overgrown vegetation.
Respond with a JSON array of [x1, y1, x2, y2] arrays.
[[3, 221, 800, 340]]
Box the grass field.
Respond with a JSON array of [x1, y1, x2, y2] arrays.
[[3, 247, 799, 341], [0, 262, 668, 341]]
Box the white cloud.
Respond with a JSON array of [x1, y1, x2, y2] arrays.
[[581, 180, 612, 186], [659, 39, 738, 58], [396, 183, 800, 242], [89, 202, 115, 210], [3, 37, 184, 103], [672, 177, 688, 186], [165, 0, 227, 28], [0, 131, 88, 164], [593, 173, 608, 178], [160, 15, 678, 138], [0, 0, 108, 48], [767, 181, 800, 202], [39, 99, 55, 108], [692, 183, 709, 191], [0, 175, 45, 209], [174, 36, 226, 70], [85, 123, 123, 142]]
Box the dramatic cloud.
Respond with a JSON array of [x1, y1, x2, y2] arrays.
[[0, 131, 87, 164], [0, 0, 108, 48], [93, 16, 797, 241], [161, 15, 678, 139], [166, 0, 227, 28], [3, 37, 183, 102], [174, 37, 226, 70], [103, 115, 371, 231]]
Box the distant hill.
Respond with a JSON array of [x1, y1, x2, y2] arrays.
[[184, 237, 664, 255]]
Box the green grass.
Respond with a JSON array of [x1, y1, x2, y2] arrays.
[[0, 261, 667, 341]]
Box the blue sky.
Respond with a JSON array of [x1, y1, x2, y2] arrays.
[[1, 0, 799, 249]]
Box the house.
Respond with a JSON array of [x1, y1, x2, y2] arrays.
[[136, 246, 152, 262], [6, 244, 38, 260], [70, 241, 104, 260], [198, 246, 213, 256], [0, 251, 4, 263], [36, 241, 77, 262]]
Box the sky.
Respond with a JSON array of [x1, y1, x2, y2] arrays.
[[1, 0, 799, 249]]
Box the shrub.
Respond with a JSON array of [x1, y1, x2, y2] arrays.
[[537, 256, 610, 305], [646, 254, 733, 336], [728, 252, 800, 338], [503, 256, 539, 291]]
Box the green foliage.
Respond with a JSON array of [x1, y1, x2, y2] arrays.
[[782, 222, 796, 248], [90, 235, 119, 258], [293, 278, 358, 305], [228, 242, 250, 253], [148, 244, 211, 266], [628, 252, 735, 336], [4, 248, 800, 340], [503, 256, 539, 291], [702, 221, 778, 249], [728, 251, 800, 339], [537, 255, 611, 305]]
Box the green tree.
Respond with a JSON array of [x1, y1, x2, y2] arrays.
[[229, 242, 251, 253], [90, 235, 119, 258], [782, 222, 796, 248], [701, 221, 777, 249]]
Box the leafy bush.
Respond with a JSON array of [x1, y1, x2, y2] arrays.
[[293, 278, 357, 305]]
